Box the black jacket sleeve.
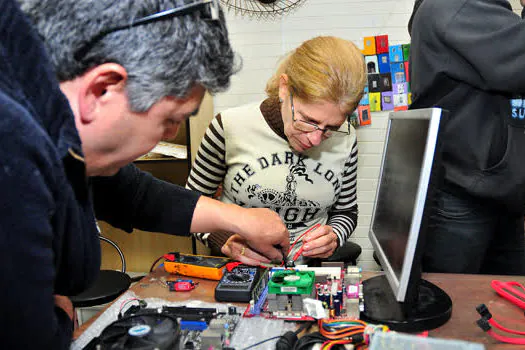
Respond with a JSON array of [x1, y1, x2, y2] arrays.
[[91, 164, 201, 236]]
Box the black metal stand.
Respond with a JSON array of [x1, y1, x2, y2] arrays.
[[360, 275, 452, 332]]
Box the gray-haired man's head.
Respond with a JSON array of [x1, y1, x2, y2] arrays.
[[20, 0, 239, 112], [19, 0, 240, 176]]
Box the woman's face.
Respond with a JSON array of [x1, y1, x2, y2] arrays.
[[280, 91, 347, 153]]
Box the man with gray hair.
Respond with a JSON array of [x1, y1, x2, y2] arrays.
[[0, 0, 289, 348]]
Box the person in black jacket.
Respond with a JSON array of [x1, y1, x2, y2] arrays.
[[409, 0, 525, 275], [0, 0, 289, 349]]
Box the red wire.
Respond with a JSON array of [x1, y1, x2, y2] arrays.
[[150, 255, 165, 272], [487, 329, 525, 345], [286, 223, 321, 260], [292, 247, 305, 261], [491, 280, 525, 310], [489, 318, 525, 336], [226, 261, 242, 271], [480, 282, 525, 340], [119, 298, 139, 313]]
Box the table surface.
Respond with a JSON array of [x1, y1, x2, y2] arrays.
[[75, 269, 525, 349]]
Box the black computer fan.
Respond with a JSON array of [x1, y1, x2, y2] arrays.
[[220, 0, 305, 18], [95, 314, 180, 350]]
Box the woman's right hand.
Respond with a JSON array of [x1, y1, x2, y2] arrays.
[[221, 234, 272, 266]]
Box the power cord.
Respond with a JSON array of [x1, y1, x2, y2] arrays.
[[275, 321, 313, 350], [240, 321, 313, 350], [291, 331, 327, 350], [275, 332, 299, 350], [130, 275, 146, 283]]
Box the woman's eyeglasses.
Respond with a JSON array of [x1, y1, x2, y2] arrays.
[[290, 93, 350, 138], [74, 0, 219, 61]]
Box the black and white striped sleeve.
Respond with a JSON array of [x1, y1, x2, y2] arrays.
[[186, 114, 228, 247], [186, 114, 227, 196], [327, 139, 358, 246]]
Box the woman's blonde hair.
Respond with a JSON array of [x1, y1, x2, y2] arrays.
[[266, 36, 366, 114]]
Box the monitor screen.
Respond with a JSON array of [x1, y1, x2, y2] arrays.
[[369, 108, 444, 303]]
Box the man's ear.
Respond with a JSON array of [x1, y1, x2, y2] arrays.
[[78, 63, 128, 124], [278, 74, 289, 102]]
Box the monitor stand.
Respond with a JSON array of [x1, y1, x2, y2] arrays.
[[360, 275, 452, 332]]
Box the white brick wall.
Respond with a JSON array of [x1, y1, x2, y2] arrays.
[[213, 0, 524, 270]]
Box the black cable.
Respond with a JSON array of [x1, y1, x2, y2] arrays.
[[295, 321, 313, 335], [276, 332, 298, 350], [242, 322, 314, 350], [275, 322, 314, 350], [241, 336, 282, 350], [130, 275, 146, 283], [293, 332, 327, 350]]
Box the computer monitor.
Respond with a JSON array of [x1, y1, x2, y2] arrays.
[[360, 108, 452, 332]]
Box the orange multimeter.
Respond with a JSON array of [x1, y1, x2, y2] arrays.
[[163, 252, 231, 281]]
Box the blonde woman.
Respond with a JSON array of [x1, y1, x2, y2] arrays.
[[187, 36, 366, 266]]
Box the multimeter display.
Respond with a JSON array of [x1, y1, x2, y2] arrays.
[[215, 265, 262, 302], [164, 253, 231, 281]]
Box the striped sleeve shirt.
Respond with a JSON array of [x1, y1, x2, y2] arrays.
[[327, 139, 358, 246], [186, 115, 228, 247]]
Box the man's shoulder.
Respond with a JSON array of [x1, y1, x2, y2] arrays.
[[413, 0, 470, 39], [420, 0, 466, 16], [0, 89, 59, 167], [0, 89, 48, 135], [423, 0, 510, 16]]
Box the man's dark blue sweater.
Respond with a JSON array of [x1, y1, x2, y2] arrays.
[[0, 0, 100, 348], [0, 0, 201, 348]]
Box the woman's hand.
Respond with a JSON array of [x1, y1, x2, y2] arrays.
[[300, 225, 339, 259], [221, 234, 272, 266]]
